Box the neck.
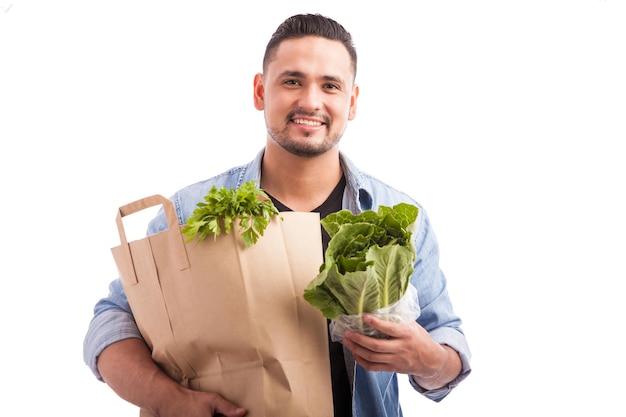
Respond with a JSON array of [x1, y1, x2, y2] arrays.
[[260, 141, 343, 212]]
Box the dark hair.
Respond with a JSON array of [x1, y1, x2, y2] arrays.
[[263, 13, 357, 79]]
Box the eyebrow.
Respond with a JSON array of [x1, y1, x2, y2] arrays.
[[278, 70, 345, 86]]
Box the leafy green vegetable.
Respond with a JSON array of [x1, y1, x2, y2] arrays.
[[181, 181, 280, 248], [303, 203, 418, 319]]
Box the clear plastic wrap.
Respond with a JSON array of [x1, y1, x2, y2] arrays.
[[329, 284, 420, 342]]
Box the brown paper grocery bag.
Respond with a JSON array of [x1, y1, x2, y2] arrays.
[[111, 195, 333, 417]]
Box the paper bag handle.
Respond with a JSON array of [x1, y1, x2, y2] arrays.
[[115, 194, 190, 284]]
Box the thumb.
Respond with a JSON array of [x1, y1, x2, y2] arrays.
[[213, 397, 247, 417]]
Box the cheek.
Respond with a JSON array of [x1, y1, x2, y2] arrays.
[[263, 98, 291, 125], [264, 95, 287, 113], [336, 102, 355, 122]]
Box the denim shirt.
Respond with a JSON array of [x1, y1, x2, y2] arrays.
[[84, 148, 471, 417]]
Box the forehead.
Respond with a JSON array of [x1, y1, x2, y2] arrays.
[[266, 36, 354, 80]]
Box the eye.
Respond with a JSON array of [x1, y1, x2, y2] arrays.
[[283, 79, 301, 86], [323, 83, 340, 91]]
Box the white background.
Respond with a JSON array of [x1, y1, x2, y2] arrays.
[[1, 1, 625, 415]]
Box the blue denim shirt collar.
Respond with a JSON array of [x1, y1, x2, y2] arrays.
[[245, 148, 374, 214]]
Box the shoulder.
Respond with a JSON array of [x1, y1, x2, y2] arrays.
[[340, 153, 436, 248], [340, 152, 421, 210]]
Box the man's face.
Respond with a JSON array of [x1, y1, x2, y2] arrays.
[[254, 36, 358, 157]]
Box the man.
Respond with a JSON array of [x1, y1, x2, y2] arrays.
[[84, 13, 471, 417]]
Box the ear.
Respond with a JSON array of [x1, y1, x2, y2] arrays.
[[348, 84, 359, 120], [253, 73, 265, 111]]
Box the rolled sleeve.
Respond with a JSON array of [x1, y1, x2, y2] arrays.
[[82, 278, 143, 381], [83, 309, 142, 381]]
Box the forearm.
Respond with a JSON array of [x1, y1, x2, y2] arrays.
[[411, 344, 462, 391], [97, 338, 184, 416]]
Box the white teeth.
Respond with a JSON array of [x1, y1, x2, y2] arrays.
[[293, 118, 322, 126]]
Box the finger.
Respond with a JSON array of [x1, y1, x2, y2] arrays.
[[210, 393, 247, 417], [361, 314, 405, 338], [346, 339, 398, 372], [215, 404, 247, 417], [344, 328, 395, 354]]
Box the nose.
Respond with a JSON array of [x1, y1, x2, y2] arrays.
[[297, 84, 323, 111]]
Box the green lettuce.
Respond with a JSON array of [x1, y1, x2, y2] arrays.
[[303, 203, 418, 319]]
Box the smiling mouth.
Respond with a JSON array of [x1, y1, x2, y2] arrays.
[[292, 118, 323, 127]]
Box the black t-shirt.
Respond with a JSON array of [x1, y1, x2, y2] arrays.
[[265, 175, 351, 417]]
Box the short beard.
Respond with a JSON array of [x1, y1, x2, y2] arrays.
[[266, 110, 342, 157], [267, 126, 341, 157]]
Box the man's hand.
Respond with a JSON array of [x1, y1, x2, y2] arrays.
[[98, 338, 247, 417], [157, 389, 247, 417], [341, 315, 461, 390]]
